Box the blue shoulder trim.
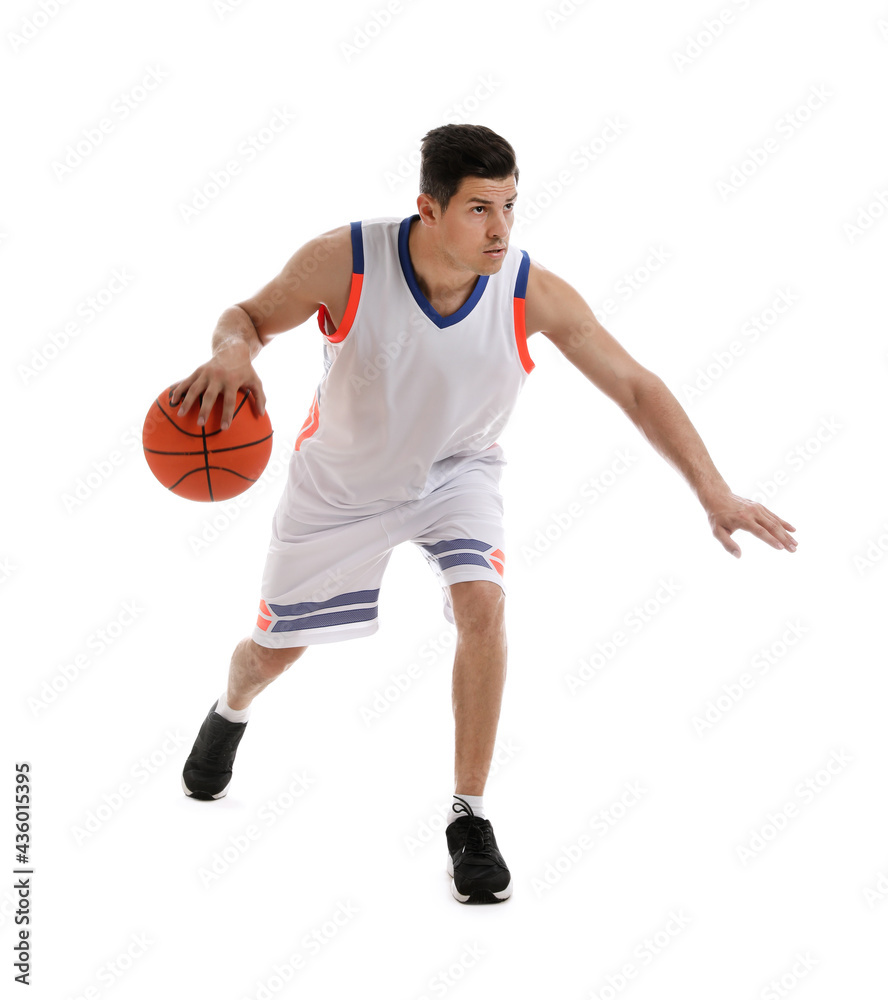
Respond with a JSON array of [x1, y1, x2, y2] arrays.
[[514, 249, 530, 299], [350, 221, 364, 274]]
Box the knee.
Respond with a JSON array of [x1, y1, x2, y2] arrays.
[[450, 580, 505, 635], [246, 639, 306, 678]]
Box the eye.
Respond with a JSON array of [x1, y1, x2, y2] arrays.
[[472, 206, 485, 214]]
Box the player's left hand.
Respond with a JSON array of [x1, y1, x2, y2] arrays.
[[704, 492, 797, 558]]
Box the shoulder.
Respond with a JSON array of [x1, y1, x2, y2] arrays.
[[315, 216, 404, 264], [235, 224, 357, 338], [276, 224, 353, 300], [284, 216, 402, 309], [523, 257, 580, 338], [305, 224, 353, 269]]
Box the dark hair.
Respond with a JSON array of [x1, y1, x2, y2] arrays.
[[419, 124, 519, 213]]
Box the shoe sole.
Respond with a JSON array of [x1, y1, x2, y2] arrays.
[[446, 855, 512, 904], [181, 774, 230, 800]]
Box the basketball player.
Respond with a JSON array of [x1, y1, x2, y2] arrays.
[[171, 124, 797, 904]]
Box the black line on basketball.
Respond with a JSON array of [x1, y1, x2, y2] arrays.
[[145, 433, 273, 457], [207, 466, 259, 482], [207, 432, 274, 454], [167, 466, 259, 490], [145, 446, 213, 456], [201, 426, 213, 501], [200, 391, 254, 438], [168, 467, 208, 490], [152, 398, 206, 438]]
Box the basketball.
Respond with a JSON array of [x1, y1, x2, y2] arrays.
[[142, 386, 273, 501]]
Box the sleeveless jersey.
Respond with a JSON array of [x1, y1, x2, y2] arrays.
[[290, 215, 535, 514]]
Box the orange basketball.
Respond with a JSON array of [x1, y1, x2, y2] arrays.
[[142, 386, 273, 501]]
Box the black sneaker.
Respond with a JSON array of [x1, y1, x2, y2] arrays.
[[181, 700, 247, 800], [445, 796, 512, 904]]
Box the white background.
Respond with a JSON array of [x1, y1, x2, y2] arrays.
[[4, 0, 888, 997]]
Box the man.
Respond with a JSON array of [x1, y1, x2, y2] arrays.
[[172, 124, 797, 905]]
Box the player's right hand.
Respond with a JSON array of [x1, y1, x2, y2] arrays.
[[169, 347, 267, 431]]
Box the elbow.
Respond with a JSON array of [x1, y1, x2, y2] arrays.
[[233, 302, 267, 347], [624, 371, 666, 416]]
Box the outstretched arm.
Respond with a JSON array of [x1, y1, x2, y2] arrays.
[[524, 260, 797, 558]]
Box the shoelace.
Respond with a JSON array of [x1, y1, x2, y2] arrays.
[[200, 719, 244, 767], [452, 796, 493, 857]]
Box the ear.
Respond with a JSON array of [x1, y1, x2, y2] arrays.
[[416, 192, 442, 226]]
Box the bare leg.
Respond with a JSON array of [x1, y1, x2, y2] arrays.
[[449, 581, 507, 796], [226, 638, 307, 710]]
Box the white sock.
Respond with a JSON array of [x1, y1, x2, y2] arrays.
[[447, 793, 485, 826], [215, 691, 251, 724]]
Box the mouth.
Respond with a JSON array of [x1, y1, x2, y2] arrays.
[[483, 246, 506, 258]]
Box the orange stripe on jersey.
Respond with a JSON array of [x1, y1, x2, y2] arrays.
[[294, 392, 320, 451], [322, 272, 364, 344], [489, 548, 506, 577], [513, 297, 535, 374]]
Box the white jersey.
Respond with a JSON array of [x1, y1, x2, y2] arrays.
[[289, 214, 535, 515]]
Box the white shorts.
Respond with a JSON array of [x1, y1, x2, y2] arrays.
[[252, 461, 507, 647]]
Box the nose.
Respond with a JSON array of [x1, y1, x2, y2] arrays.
[[487, 208, 510, 241]]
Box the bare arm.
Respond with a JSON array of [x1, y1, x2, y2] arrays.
[[169, 226, 351, 429], [524, 260, 797, 557]]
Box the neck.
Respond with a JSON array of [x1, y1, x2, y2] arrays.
[[408, 217, 478, 307]]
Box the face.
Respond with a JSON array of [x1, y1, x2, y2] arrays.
[[419, 175, 518, 276]]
